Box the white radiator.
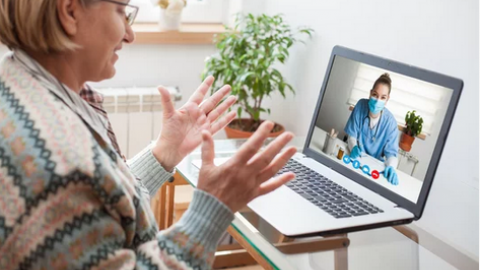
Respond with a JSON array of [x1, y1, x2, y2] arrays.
[[97, 87, 182, 159]]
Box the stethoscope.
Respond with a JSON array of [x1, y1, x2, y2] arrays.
[[362, 111, 383, 142]]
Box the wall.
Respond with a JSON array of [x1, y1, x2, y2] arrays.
[[404, 87, 451, 180], [88, 44, 215, 104], [315, 56, 359, 141], [262, 0, 479, 258]]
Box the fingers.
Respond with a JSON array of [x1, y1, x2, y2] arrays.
[[233, 121, 275, 164], [188, 76, 215, 105], [210, 111, 237, 135], [256, 146, 297, 183], [206, 95, 237, 123], [258, 172, 296, 196], [384, 167, 398, 185], [200, 85, 232, 114], [201, 131, 215, 166], [385, 167, 393, 177], [247, 132, 294, 171], [388, 170, 399, 185], [158, 86, 175, 119]]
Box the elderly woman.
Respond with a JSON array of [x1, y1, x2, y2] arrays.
[[0, 0, 297, 269]]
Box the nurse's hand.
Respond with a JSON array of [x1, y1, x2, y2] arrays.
[[384, 166, 399, 185], [350, 145, 363, 159]]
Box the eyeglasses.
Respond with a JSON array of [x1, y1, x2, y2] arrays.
[[100, 0, 139, 26]]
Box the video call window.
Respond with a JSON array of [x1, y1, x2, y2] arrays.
[[309, 56, 453, 203]]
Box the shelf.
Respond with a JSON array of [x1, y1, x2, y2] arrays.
[[132, 23, 225, 44]]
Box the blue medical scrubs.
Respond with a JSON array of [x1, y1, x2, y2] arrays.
[[344, 99, 399, 161]]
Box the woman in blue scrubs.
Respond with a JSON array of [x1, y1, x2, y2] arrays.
[[344, 73, 399, 185]]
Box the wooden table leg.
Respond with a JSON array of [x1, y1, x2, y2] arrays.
[[278, 234, 294, 243], [226, 226, 276, 270], [276, 235, 349, 254], [213, 249, 257, 269], [158, 185, 167, 230], [334, 244, 349, 270], [165, 184, 175, 228], [393, 225, 419, 243]]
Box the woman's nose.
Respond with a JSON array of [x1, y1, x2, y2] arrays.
[[124, 24, 135, 44]]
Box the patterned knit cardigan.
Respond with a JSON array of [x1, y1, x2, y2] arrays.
[[0, 54, 233, 270]]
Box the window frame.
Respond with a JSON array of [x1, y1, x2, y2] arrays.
[[131, 0, 226, 23], [347, 63, 452, 136]]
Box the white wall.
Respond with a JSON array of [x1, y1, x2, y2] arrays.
[[89, 44, 215, 104], [262, 0, 479, 258], [315, 56, 359, 141], [403, 87, 452, 180]]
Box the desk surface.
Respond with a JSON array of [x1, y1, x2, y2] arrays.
[[176, 139, 474, 270]]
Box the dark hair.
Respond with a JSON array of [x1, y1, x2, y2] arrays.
[[372, 73, 392, 94]]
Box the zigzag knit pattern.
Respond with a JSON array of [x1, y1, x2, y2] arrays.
[[0, 55, 233, 269]]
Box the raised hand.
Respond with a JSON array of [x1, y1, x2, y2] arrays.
[[198, 121, 297, 212], [153, 76, 237, 171]]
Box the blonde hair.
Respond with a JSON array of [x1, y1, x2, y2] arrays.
[[0, 0, 88, 53]]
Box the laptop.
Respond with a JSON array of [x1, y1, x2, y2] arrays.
[[195, 46, 463, 237]]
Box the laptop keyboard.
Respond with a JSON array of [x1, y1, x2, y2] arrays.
[[279, 159, 384, 219]]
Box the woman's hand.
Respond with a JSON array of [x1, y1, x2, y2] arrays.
[[198, 121, 297, 212], [152, 76, 237, 171]]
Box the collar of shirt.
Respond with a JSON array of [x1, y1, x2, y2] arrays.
[[79, 84, 125, 159], [80, 84, 104, 105], [11, 50, 111, 146]]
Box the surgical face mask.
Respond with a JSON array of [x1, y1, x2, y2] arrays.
[[368, 97, 385, 114]]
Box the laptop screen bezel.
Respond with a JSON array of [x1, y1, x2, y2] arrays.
[[302, 45, 463, 219]]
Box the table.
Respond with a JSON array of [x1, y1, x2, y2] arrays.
[[176, 139, 475, 270], [398, 149, 420, 176]]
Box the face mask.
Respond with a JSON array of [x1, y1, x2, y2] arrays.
[[368, 97, 385, 114]]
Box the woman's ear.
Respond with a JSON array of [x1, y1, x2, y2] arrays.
[[57, 0, 79, 36]]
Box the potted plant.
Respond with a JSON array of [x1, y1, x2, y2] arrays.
[[400, 110, 424, 152], [202, 14, 313, 138], [152, 0, 186, 30]]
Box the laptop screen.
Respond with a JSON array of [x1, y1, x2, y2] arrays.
[[308, 55, 454, 204]]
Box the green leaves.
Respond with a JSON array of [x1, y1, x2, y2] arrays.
[[405, 110, 424, 137], [237, 107, 243, 119], [202, 13, 313, 123]]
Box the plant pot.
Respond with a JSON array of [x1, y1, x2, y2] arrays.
[[399, 133, 415, 152], [158, 8, 182, 31], [224, 118, 285, 139]]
